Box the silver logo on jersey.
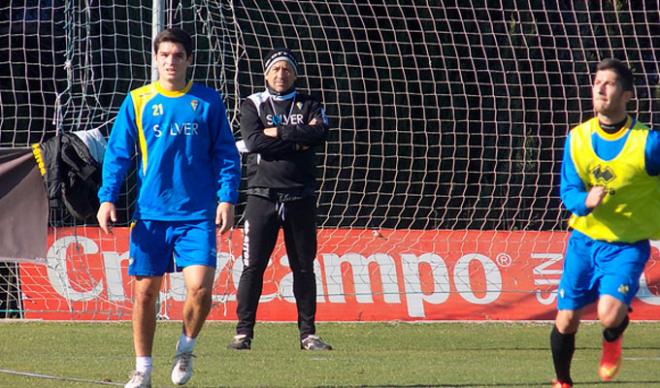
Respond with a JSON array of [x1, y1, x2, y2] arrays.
[[266, 113, 304, 126]]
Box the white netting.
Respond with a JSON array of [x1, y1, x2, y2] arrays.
[[1, 1, 659, 319]]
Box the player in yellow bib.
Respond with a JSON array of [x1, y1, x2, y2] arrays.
[[550, 58, 660, 388]]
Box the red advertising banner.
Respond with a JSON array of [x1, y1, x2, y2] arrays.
[[18, 228, 660, 320]]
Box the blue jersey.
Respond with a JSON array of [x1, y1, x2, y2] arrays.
[[560, 116, 660, 217], [98, 81, 241, 221]]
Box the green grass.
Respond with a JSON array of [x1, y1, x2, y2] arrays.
[[0, 321, 659, 387]]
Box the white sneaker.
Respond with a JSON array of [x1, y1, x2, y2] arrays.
[[125, 371, 151, 388], [171, 351, 195, 385], [301, 334, 333, 350]]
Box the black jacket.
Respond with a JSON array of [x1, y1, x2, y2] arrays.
[[32, 131, 103, 221], [240, 90, 329, 200]]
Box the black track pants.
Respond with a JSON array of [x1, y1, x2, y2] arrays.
[[235, 195, 318, 339]]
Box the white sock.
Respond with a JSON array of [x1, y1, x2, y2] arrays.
[[135, 356, 152, 374], [177, 333, 197, 353]]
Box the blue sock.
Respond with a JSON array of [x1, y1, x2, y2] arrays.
[[177, 333, 197, 353]]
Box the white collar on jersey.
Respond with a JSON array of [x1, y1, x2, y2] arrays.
[[266, 89, 297, 101]]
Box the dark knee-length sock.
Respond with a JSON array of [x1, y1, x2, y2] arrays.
[[551, 325, 575, 384], [603, 315, 629, 342]]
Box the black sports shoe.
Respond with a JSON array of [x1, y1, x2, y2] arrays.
[[300, 335, 332, 350], [227, 334, 252, 350]]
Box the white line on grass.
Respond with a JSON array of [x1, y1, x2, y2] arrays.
[[0, 367, 123, 386]]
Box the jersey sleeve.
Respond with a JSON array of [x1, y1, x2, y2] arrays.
[[278, 98, 329, 147], [559, 133, 591, 216], [645, 129, 660, 176], [240, 99, 297, 156], [210, 93, 241, 204], [98, 94, 138, 204]]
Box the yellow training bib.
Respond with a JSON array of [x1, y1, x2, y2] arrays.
[[568, 117, 660, 242]]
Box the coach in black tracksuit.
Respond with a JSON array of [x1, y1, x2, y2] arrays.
[[228, 48, 332, 351]]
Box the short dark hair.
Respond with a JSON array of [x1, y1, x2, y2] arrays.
[[596, 58, 634, 91], [153, 28, 193, 58]]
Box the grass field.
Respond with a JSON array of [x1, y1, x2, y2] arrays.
[[1, 321, 659, 387]]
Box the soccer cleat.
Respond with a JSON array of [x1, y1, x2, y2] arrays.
[[551, 379, 572, 388], [125, 371, 151, 388], [171, 350, 195, 385], [227, 334, 252, 350], [301, 334, 333, 350], [599, 335, 623, 381]]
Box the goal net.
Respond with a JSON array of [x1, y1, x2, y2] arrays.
[[2, 0, 659, 320]]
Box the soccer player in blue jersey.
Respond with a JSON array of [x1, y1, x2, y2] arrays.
[[97, 28, 240, 388], [550, 58, 660, 388]]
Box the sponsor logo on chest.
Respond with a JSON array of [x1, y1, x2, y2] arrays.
[[152, 122, 199, 137], [267, 113, 304, 126]]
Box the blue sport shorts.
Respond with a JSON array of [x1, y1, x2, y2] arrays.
[[557, 229, 651, 310], [128, 219, 217, 276]]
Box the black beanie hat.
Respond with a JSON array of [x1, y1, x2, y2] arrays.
[[264, 48, 299, 75]]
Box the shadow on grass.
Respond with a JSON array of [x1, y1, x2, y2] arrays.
[[438, 345, 660, 351], [315, 380, 660, 387]]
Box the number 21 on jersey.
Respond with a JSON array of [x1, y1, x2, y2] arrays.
[[152, 103, 164, 116]]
